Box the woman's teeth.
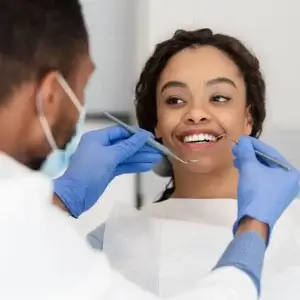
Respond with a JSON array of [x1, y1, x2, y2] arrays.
[[183, 133, 217, 143]]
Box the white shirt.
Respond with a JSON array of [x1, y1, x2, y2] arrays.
[[0, 153, 258, 300]]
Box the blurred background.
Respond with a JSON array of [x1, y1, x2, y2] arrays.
[[73, 0, 300, 236]]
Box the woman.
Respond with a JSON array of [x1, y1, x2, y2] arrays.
[[88, 28, 300, 299]]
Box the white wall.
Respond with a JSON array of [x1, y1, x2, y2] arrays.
[[81, 0, 137, 113]]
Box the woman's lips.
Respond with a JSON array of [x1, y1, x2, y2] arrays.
[[177, 129, 222, 142], [178, 139, 221, 150], [175, 129, 224, 150]]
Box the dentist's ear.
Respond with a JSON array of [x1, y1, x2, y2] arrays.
[[38, 71, 63, 125]]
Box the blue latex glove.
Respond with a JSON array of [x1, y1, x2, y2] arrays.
[[232, 135, 299, 241], [53, 125, 162, 217]]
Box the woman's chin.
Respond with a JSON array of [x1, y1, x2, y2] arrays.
[[172, 157, 224, 174]]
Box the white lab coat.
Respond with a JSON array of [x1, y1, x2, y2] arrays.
[[0, 152, 257, 300], [102, 198, 300, 299]]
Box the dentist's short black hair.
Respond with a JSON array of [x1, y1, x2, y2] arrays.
[[0, 0, 88, 102]]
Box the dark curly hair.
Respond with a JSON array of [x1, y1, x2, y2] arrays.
[[134, 28, 266, 201]]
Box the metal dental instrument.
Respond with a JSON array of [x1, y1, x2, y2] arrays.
[[217, 134, 292, 171], [102, 111, 198, 164]]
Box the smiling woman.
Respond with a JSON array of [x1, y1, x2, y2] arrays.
[[135, 28, 266, 200]]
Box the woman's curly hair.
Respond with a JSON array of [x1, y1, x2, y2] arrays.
[[134, 28, 266, 201]]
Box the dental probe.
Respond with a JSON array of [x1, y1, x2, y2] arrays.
[[102, 111, 199, 164], [217, 134, 291, 171]]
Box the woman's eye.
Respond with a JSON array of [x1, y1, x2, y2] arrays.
[[211, 95, 231, 103], [165, 97, 185, 105]]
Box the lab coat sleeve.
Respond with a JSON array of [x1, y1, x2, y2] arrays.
[[0, 170, 116, 300], [0, 167, 155, 300]]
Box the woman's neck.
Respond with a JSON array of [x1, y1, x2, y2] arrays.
[[171, 166, 238, 199]]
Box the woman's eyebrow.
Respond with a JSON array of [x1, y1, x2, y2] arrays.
[[160, 81, 187, 93], [206, 77, 237, 89]]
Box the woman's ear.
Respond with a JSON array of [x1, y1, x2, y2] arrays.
[[244, 106, 253, 135]]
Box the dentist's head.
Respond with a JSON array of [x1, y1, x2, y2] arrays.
[[0, 0, 94, 171]]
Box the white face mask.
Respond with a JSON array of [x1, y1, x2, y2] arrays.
[[38, 75, 86, 177]]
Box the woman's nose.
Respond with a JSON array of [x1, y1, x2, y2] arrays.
[[183, 108, 212, 125]]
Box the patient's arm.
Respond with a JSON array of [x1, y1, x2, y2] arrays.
[[86, 223, 106, 250]]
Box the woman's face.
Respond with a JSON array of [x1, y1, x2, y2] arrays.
[[155, 46, 252, 173]]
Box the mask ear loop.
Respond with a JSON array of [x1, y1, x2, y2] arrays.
[[36, 90, 58, 150], [56, 74, 83, 114], [56, 74, 86, 131], [37, 74, 85, 151]]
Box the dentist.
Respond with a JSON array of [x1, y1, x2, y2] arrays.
[[0, 1, 298, 300]]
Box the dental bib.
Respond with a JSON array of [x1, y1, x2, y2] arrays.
[[103, 198, 300, 299]]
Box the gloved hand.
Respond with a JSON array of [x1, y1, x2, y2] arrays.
[[232, 135, 299, 241], [53, 125, 162, 218]]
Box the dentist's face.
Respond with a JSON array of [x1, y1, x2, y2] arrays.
[[27, 54, 95, 171], [155, 46, 252, 173]]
